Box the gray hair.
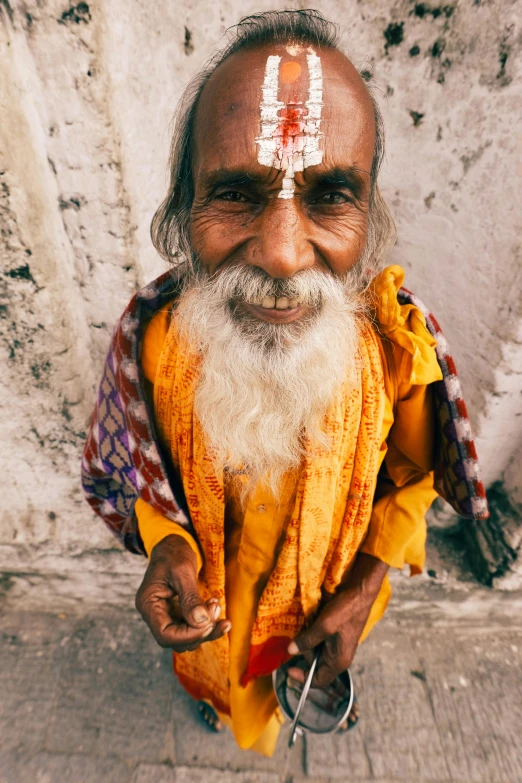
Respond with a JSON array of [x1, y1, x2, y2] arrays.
[[151, 9, 396, 279]]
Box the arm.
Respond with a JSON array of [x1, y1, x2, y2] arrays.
[[135, 497, 204, 568], [289, 382, 438, 687], [135, 310, 231, 650], [288, 551, 388, 687], [360, 382, 437, 573]]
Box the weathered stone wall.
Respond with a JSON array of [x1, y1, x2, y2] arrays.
[[1, 0, 521, 602]]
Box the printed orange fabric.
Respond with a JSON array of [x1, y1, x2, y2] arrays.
[[136, 265, 442, 753]]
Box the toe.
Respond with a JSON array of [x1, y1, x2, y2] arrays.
[[197, 701, 223, 733], [347, 703, 359, 725]]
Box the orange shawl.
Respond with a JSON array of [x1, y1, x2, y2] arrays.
[[153, 313, 386, 709]]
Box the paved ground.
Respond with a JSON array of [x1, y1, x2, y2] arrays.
[[1, 606, 522, 783]]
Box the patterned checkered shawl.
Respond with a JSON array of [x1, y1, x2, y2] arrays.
[[81, 270, 489, 556]]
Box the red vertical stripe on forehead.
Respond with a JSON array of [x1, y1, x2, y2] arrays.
[[278, 105, 306, 150]]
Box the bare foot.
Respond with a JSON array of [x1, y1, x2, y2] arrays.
[[197, 701, 223, 733], [338, 698, 359, 732]]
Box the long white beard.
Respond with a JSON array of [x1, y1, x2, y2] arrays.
[[175, 264, 366, 498]]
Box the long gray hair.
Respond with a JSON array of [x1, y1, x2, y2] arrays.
[[151, 9, 396, 280]]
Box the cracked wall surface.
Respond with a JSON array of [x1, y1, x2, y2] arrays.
[[1, 0, 521, 598]]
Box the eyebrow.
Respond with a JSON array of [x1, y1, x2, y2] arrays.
[[198, 168, 264, 192], [198, 165, 370, 198]]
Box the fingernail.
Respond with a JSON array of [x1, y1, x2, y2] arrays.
[[223, 621, 232, 633], [213, 605, 221, 619], [202, 625, 214, 638], [193, 608, 209, 624], [287, 641, 299, 655]]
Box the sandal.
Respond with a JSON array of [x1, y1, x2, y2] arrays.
[[197, 700, 224, 733]]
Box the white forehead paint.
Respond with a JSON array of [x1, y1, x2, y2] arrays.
[[255, 53, 324, 199]]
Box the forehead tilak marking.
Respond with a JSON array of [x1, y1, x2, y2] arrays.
[[255, 52, 324, 199]]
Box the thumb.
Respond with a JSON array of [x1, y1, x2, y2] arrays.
[[288, 617, 328, 657], [174, 565, 211, 628]]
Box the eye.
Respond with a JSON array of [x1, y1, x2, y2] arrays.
[[315, 192, 352, 205], [216, 190, 249, 203]]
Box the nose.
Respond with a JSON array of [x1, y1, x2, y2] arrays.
[[248, 198, 315, 279]]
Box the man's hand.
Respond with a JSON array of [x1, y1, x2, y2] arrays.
[[135, 534, 231, 652], [287, 553, 388, 688]]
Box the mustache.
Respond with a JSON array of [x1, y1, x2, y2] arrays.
[[185, 263, 356, 309]]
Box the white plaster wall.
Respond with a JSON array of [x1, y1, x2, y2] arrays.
[[1, 0, 521, 599]]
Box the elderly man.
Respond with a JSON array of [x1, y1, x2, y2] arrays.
[[82, 10, 487, 756]]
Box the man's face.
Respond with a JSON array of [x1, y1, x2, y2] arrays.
[[189, 43, 376, 327]]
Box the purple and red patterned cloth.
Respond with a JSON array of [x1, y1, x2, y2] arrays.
[[81, 270, 489, 557]]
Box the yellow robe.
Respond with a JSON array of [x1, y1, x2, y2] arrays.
[[135, 265, 442, 755]]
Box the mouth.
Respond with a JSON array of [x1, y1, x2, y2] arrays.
[[238, 295, 309, 324]]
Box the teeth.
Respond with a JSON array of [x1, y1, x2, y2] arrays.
[[253, 296, 302, 310]]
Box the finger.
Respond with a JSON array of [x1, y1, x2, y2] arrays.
[[144, 597, 216, 649], [287, 666, 306, 684], [286, 674, 304, 692], [312, 659, 340, 689], [288, 664, 348, 698], [174, 565, 211, 628], [288, 618, 330, 656], [311, 641, 347, 689], [206, 598, 221, 622], [172, 620, 232, 653], [136, 575, 175, 616], [167, 596, 221, 623], [286, 649, 319, 684], [199, 619, 231, 643]]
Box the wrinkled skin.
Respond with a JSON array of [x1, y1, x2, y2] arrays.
[[136, 535, 231, 652], [286, 552, 388, 688], [137, 43, 389, 685], [190, 44, 376, 324]]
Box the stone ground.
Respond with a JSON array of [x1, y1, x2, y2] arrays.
[[1, 604, 522, 783]]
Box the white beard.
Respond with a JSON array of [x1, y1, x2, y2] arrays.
[[175, 264, 366, 499]]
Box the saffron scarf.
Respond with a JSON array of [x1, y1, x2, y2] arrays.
[[153, 312, 386, 705], [81, 266, 488, 563]]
